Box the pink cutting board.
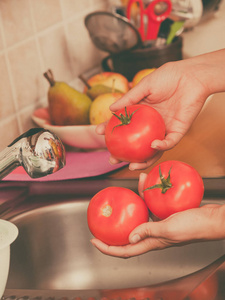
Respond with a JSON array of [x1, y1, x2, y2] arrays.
[[3, 151, 127, 182]]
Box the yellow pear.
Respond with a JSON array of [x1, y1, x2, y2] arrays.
[[79, 74, 122, 100], [44, 70, 92, 126], [89, 92, 123, 125]]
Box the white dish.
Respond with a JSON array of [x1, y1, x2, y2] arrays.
[[32, 108, 106, 149]]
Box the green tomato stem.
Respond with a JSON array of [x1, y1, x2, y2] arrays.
[[144, 165, 173, 194], [112, 107, 139, 132]]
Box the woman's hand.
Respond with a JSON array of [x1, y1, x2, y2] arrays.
[[96, 58, 211, 170], [90, 171, 225, 258], [90, 203, 222, 258]]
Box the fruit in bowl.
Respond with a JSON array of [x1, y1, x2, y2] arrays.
[[32, 107, 106, 149], [79, 74, 123, 101], [89, 92, 123, 125], [44, 69, 92, 126], [85, 72, 130, 94], [132, 68, 156, 87]]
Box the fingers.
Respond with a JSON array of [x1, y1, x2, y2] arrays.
[[138, 172, 148, 198], [110, 79, 151, 112], [90, 236, 166, 258], [108, 156, 121, 165], [129, 222, 164, 244], [129, 151, 163, 170], [91, 238, 136, 258], [90, 221, 170, 258], [108, 150, 163, 170], [151, 132, 184, 151], [95, 122, 107, 135]]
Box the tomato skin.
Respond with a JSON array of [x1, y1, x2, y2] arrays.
[[143, 160, 204, 220], [87, 187, 149, 246], [105, 104, 166, 163]]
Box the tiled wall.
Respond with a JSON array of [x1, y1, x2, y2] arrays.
[[0, 0, 224, 151], [0, 0, 108, 150]]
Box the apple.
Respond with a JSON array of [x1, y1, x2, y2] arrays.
[[86, 72, 130, 94], [89, 92, 124, 125], [132, 68, 156, 87]]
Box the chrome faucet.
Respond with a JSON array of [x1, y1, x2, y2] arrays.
[[0, 128, 66, 179]]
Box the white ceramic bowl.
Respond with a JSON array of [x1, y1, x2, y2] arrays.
[[32, 108, 106, 149], [0, 219, 18, 298]]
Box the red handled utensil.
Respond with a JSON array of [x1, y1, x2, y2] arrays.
[[127, 0, 172, 41]]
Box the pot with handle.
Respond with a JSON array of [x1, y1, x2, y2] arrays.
[[102, 36, 183, 81]]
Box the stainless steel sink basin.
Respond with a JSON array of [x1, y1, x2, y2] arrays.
[[2, 179, 225, 292]]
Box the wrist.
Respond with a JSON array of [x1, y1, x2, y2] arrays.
[[187, 49, 225, 96], [203, 204, 225, 240], [215, 204, 225, 239]]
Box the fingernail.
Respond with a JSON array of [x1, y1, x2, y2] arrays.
[[139, 172, 145, 180], [130, 234, 141, 244], [109, 104, 116, 110], [109, 158, 115, 165], [90, 239, 96, 247], [151, 142, 159, 149]]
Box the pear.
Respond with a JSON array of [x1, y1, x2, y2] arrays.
[[44, 70, 92, 126], [89, 92, 124, 125], [79, 74, 122, 100]]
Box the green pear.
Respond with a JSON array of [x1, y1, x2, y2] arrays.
[[79, 74, 122, 100], [86, 84, 122, 100], [44, 70, 92, 126]]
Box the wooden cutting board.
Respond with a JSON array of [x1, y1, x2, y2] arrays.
[[109, 92, 225, 179]]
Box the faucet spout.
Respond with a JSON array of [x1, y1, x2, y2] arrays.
[[0, 128, 66, 179]]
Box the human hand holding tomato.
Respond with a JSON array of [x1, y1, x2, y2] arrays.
[[96, 59, 209, 170], [91, 204, 221, 258], [90, 161, 224, 258], [105, 104, 166, 165]]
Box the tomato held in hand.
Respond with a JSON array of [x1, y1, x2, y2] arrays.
[[105, 104, 166, 163], [143, 160, 204, 220], [87, 187, 149, 246]]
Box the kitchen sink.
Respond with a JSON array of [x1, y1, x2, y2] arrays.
[[1, 178, 225, 297]]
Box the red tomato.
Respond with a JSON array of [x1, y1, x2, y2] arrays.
[[87, 187, 149, 246], [105, 104, 166, 163], [143, 160, 204, 220]]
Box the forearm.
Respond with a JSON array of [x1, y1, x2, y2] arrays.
[[213, 204, 225, 240], [185, 49, 225, 96], [201, 204, 225, 241]]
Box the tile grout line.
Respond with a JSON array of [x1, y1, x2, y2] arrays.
[[28, 0, 45, 72], [0, 8, 21, 132]]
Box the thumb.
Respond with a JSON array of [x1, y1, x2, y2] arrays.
[[129, 221, 164, 244], [151, 132, 183, 151]]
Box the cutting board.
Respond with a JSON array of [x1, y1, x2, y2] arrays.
[[3, 151, 127, 182]]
